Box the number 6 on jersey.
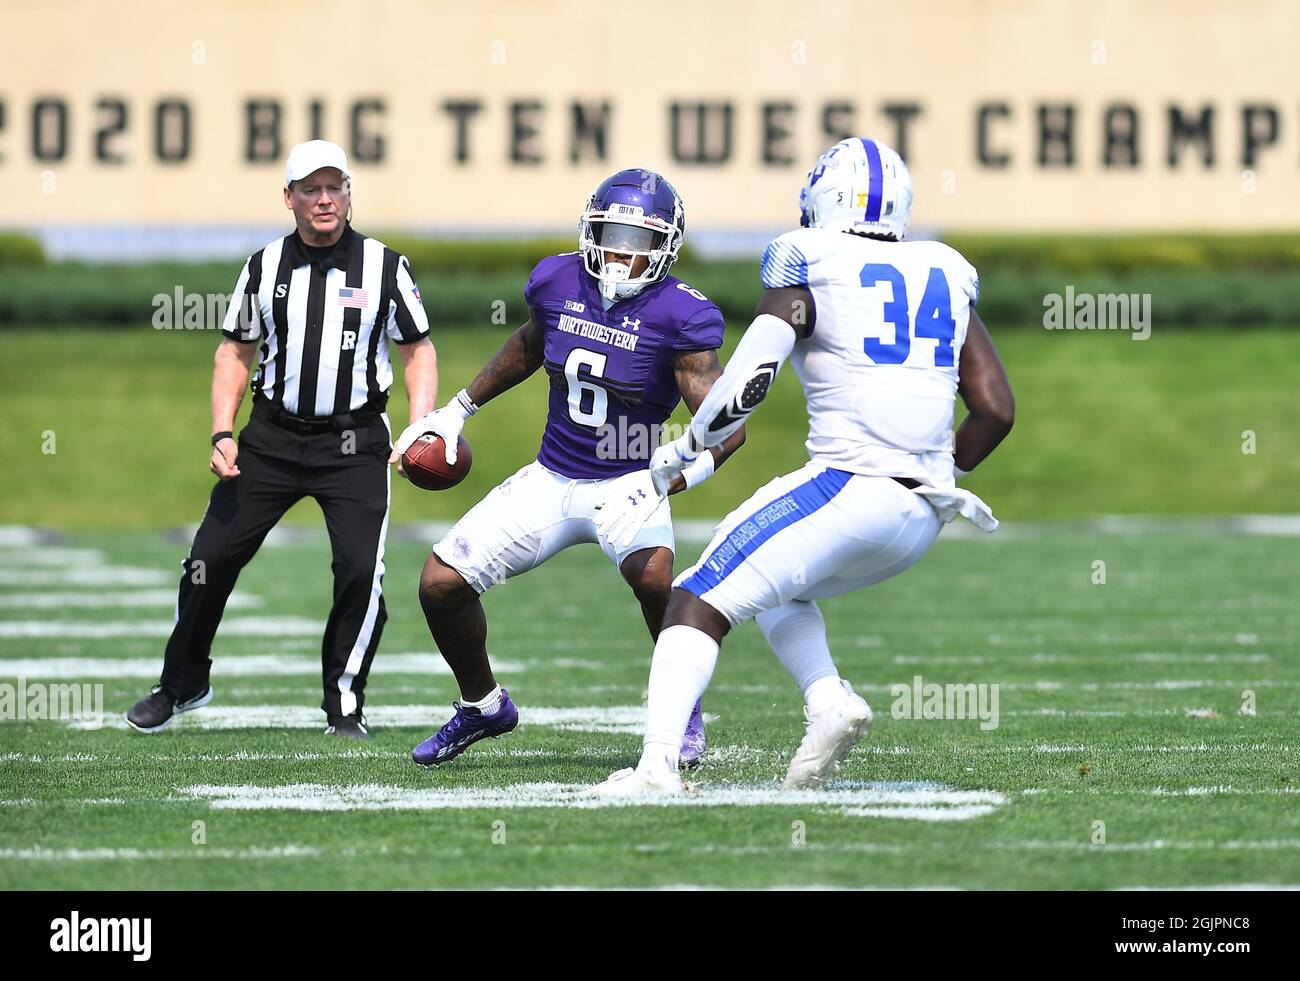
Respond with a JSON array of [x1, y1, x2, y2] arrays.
[[564, 347, 608, 426]]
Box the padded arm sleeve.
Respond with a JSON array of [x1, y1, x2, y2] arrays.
[[687, 313, 796, 451]]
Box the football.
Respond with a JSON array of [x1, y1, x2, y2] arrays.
[[401, 434, 472, 490]]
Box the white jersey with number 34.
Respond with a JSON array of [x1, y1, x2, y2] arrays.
[[760, 227, 980, 487]]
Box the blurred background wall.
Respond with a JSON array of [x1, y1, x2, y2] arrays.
[[3, 0, 1300, 258]]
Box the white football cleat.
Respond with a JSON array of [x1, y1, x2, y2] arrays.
[[586, 765, 687, 798], [782, 687, 874, 790]]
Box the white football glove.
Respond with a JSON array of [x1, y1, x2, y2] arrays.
[[594, 469, 668, 550], [651, 433, 714, 496], [391, 389, 476, 465], [650, 434, 698, 496]]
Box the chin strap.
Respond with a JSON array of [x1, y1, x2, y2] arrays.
[[599, 260, 632, 302]]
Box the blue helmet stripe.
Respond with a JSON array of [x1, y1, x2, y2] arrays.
[[860, 138, 883, 222]]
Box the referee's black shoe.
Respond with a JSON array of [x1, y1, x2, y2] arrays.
[[325, 714, 371, 740], [126, 685, 214, 733]]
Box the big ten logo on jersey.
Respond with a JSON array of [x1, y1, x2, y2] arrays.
[[340, 329, 358, 350]]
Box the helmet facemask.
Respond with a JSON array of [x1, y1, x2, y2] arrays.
[[579, 208, 681, 302]]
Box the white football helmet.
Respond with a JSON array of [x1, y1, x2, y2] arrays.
[[799, 138, 913, 240]]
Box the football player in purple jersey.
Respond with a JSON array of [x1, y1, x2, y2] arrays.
[[391, 169, 745, 768]]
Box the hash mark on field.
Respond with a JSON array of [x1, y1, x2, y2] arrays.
[[173, 781, 1008, 822]]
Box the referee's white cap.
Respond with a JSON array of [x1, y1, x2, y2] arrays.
[[285, 140, 351, 186]]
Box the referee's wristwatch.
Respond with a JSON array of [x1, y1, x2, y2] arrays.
[[211, 431, 234, 447]]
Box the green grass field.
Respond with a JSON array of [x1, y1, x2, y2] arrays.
[[1, 322, 1296, 890], [1, 523, 1297, 889], [2, 325, 1298, 526]]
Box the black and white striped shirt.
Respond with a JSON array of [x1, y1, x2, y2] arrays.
[[221, 224, 429, 416]]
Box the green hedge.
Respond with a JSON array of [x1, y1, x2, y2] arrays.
[[945, 233, 1300, 274], [377, 236, 575, 274], [0, 232, 45, 268], [4, 261, 1300, 329], [3, 233, 1300, 327], [377, 232, 1300, 275]]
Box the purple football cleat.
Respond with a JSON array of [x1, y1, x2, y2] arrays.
[[411, 689, 519, 767], [679, 699, 706, 768]]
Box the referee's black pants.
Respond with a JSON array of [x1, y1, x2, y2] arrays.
[[160, 401, 392, 720]]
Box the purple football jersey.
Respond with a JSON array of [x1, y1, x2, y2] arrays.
[[524, 252, 725, 479]]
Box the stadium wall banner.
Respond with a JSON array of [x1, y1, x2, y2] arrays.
[[3, 0, 1298, 231]]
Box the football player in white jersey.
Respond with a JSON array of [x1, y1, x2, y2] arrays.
[[589, 137, 1015, 796]]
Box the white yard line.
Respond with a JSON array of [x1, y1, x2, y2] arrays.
[[0, 616, 321, 638], [0, 752, 99, 763], [849, 680, 1297, 695], [838, 805, 1000, 821], [1011, 838, 1300, 852], [0, 547, 104, 566], [0, 845, 322, 861], [1, 653, 525, 679], [1017, 786, 1300, 797], [891, 653, 1273, 665], [0, 568, 172, 586], [0, 528, 51, 547], [1018, 742, 1293, 754], [75, 703, 651, 732], [0, 590, 259, 609], [1, 749, 394, 764], [172, 780, 1008, 822], [1115, 884, 1300, 891]]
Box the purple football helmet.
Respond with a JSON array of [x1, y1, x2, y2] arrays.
[[579, 168, 685, 301]]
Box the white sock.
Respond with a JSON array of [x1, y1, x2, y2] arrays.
[[755, 600, 839, 702], [640, 625, 719, 772], [462, 685, 502, 715]]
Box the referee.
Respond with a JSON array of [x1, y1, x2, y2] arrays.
[[127, 140, 438, 739]]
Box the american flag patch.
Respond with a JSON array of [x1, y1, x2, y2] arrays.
[[338, 287, 369, 308]]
